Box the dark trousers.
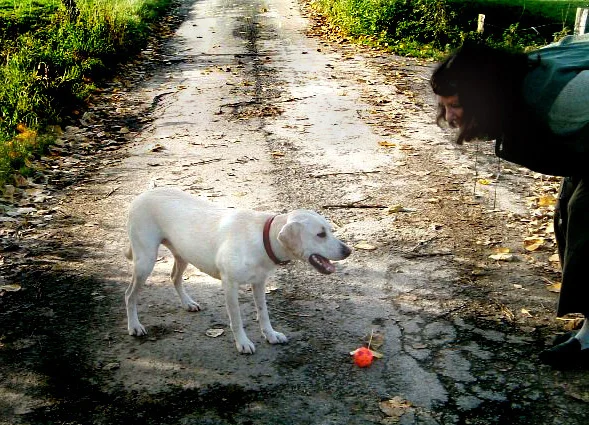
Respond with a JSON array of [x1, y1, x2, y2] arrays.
[[554, 177, 589, 317]]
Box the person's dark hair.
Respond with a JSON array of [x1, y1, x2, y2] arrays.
[[430, 42, 530, 144]]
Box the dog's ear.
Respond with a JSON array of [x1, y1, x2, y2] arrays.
[[277, 221, 303, 256]]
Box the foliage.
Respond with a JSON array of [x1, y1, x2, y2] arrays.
[[312, 0, 460, 57], [312, 0, 589, 57], [0, 0, 173, 185]]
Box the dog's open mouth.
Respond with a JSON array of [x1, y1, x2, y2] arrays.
[[309, 254, 335, 274]]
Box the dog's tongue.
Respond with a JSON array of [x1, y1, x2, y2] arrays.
[[309, 254, 335, 274]]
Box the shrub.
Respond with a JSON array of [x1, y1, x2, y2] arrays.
[[312, 0, 460, 56], [0, 0, 173, 185]]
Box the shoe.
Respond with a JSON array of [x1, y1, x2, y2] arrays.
[[552, 331, 578, 345], [539, 337, 589, 368]]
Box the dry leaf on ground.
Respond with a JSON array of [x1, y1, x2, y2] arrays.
[[386, 205, 415, 213], [205, 329, 225, 338], [524, 237, 545, 252], [379, 396, 413, 422], [538, 195, 557, 207], [0, 284, 21, 292], [354, 242, 377, 251], [489, 253, 514, 261]]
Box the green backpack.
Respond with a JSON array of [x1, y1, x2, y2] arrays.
[[496, 34, 589, 176]]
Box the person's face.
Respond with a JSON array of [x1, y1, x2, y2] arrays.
[[438, 95, 463, 128]]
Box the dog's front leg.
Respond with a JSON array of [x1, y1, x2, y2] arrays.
[[222, 278, 256, 354], [252, 281, 288, 345]]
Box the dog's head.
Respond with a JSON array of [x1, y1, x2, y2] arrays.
[[277, 210, 351, 274]]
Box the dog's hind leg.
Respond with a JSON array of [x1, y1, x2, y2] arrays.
[[171, 255, 201, 312], [252, 281, 288, 345], [126, 246, 157, 336]]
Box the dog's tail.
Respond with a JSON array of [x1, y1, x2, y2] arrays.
[[124, 245, 133, 261]]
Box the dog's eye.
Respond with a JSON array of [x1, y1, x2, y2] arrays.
[[317, 231, 327, 238]]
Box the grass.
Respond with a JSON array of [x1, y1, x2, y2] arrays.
[[311, 0, 589, 57], [448, 0, 589, 43], [0, 0, 173, 186], [453, 0, 589, 28]]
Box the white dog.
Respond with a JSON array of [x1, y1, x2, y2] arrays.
[[124, 187, 351, 354]]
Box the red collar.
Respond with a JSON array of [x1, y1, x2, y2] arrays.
[[263, 216, 290, 265]]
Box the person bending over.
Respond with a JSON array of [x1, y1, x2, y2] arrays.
[[430, 37, 589, 367]]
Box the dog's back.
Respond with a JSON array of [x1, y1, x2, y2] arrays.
[[128, 187, 222, 235], [126, 187, 265, 278]]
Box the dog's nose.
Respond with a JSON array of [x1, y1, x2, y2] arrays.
[[340, 243, 352, 258]]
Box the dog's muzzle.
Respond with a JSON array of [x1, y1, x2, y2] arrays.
[[309, 254, 336, 274]]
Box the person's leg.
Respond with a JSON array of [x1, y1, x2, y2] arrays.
[[540, 177, 589, 365], [556, 177, 589, 317]]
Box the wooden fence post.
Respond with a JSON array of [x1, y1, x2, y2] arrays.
[[477, 14, 485, 33], [575, 7, 588, 35]]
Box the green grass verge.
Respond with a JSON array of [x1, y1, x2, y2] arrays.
[[0, 0, 173, 186], [311, 0, 589, 57]]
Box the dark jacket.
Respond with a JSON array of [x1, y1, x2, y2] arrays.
[[495, 35, 589, 177]]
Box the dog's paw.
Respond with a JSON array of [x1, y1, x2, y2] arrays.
[[236, 338, 256, 354], [184, 300, 201, 312], [128, 324, 147, 336], [265, 330, 288, 345]]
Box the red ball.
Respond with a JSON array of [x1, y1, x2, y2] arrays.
[[353, 347, 374, 368]]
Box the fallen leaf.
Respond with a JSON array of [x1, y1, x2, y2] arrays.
[[489, 253, 513, 261], [370, 349, 384, 359], [205, 328, 225, 338], [379, 397, 412, 420], [355, 242, 377, 251], [149, 144, 166, 152], [3, 185, 15, 201], [271, 151, 285, 157], [513, 284, 523, 289], [385, 205, 415, 213], [549, 253, 560, 263], [0, 284, 21, 292], [521, 308, 533, 318], [364, 330, 385, 350], [265, 285, 278, 294], [546, 282, 562, 293], [524, 237, 545, 252], [387, 205, 405, 213], [13, 174, 29, 187], [378, 141, 397, 148], [538, 195, 557, 207], [567, 391, 589, 403], [478, 179, 492, 185], [562, 317, 585, 331], [495, 247, 511, 254]]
